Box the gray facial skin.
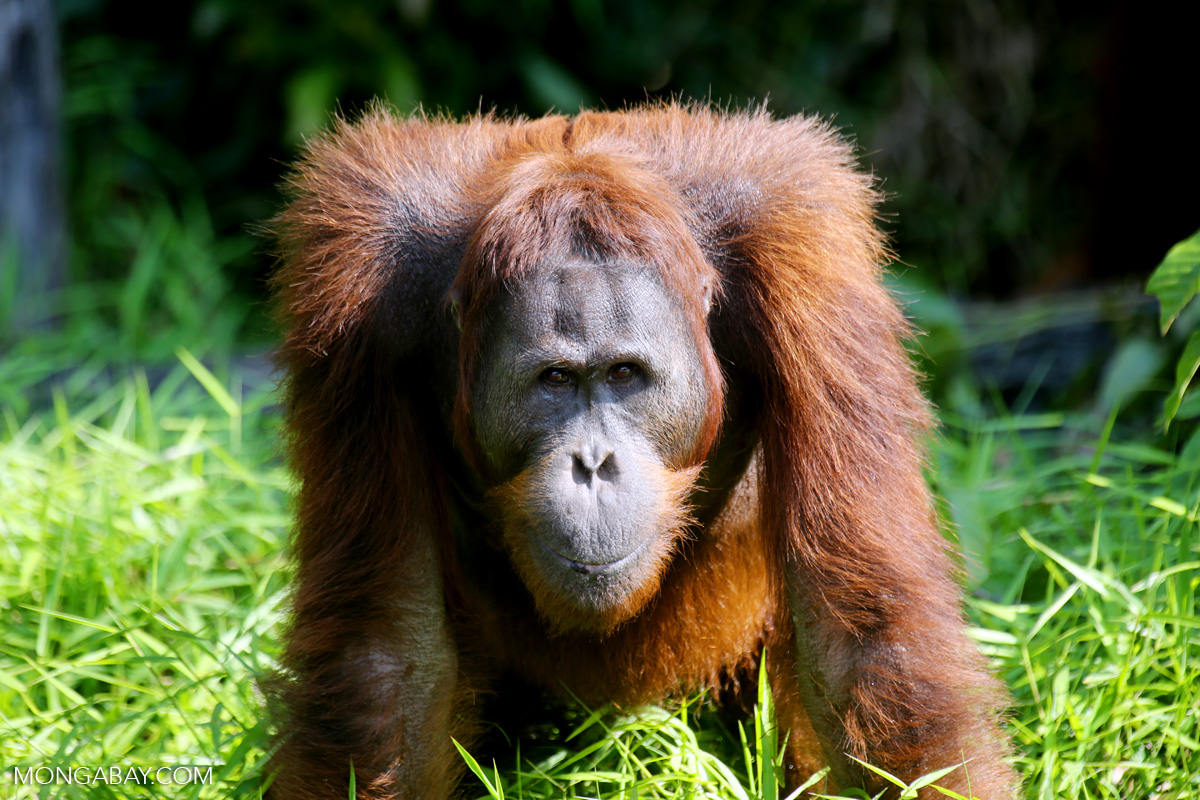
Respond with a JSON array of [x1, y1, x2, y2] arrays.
[[471, 260, 711, 620]]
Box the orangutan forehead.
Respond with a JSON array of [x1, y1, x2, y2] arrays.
[[487, 261, 694, 356]]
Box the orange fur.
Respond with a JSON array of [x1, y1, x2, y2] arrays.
[[268, 102, 1020, 800]]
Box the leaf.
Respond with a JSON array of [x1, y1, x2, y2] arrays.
[[1176, 387, 1200, 420], [1163, 330, 1200, 428], [453, 738, 503, 799], [176, 347, 240, 417], [846, 755, 906, 788], [1095, 336, 1164, 413], [1146, 228, 1200, 334], [908, 761, 967, 791]]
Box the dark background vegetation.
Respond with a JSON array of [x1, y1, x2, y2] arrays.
[[11, 0, 1200, 406]]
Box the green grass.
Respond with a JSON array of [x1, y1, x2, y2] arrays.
[[0, 353, 286, 798], [936, 412, 1200, 800], [0, 347, 1197, 799]]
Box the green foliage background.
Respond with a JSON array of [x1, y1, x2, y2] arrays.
[[57, 0, 1167, 315]]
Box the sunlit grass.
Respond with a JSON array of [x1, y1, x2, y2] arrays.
[[0, 355, 286, 798], [936, 411, 1200, 800]]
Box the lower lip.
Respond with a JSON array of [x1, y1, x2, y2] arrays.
[[540, 535, 652, 576]]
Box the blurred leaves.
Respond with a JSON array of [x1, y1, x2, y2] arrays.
[[519, 53, 592, 114], [55, 0, 1127, 308], [1096, 336, 1165, 415], [48, 0, 1190, 416], [1146, 230, 1200, 428], [285, 66, 343, 145]]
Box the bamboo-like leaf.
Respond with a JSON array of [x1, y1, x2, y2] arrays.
[[1163, 330, 1200, 428], [1146, 228, 1200, 333]]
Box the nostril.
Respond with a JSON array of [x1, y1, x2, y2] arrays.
[[595, 452, 617, 481], [571, 454, 590, 485]]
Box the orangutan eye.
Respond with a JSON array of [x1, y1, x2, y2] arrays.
[[608, 363, 638, 383], [540, 367, 574, 387]]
